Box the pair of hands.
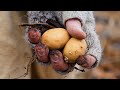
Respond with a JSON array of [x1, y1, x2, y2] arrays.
[[65, 19, 96, 69]]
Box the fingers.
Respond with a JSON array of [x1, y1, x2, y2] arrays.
[[77, 55, 96, 69], [65, 19, 86, 40], [28, 28, 41, 44], [34, 42, 50, 63], [49, 50, 69, 72], [34, 43, 74, 74]]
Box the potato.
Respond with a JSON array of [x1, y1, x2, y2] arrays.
[[41, 28, 70, 49], [63, 38, 87, 63]]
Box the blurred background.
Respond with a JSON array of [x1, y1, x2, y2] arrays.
[[78, 11, 120, 79]]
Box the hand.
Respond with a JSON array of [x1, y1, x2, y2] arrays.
[[65, 19, 97, 69], [34, 18, 97, 74]]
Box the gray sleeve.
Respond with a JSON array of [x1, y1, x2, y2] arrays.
[[55, 11, 87, 26], [62, 11, 87, 26], [83, 12, 102, 67], [60, 11, 102, 67]]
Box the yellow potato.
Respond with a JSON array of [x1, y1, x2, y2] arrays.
[[63, 38, 87, 63], [42, 28, 70, 49]]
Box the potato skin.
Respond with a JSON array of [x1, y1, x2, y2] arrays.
[[34, 42, 49, 63], [49, 50, 69, 72], [41, 28, 70, 49], [63, 38, 87, 63]]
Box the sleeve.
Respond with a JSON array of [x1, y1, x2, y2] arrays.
[[82, 12, 102, 67], [62, 11, 87, 27], [61, 11, 102, 67]]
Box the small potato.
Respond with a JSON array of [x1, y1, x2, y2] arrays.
[[28, 28, 41, 44], [42, 28, 70, 49], [34, 42, 49, 63], [63, 38, 87, 63], [49, 50, 69, 72]]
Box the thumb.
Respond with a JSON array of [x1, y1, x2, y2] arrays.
[[65, 19, 86, 40]]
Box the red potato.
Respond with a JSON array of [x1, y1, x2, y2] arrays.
[[34, 42, 49, 63], [49, 50, 69, 72], [28, 28, 41, 44]]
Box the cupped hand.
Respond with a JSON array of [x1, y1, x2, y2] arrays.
[[65, 19, 97, 69]]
